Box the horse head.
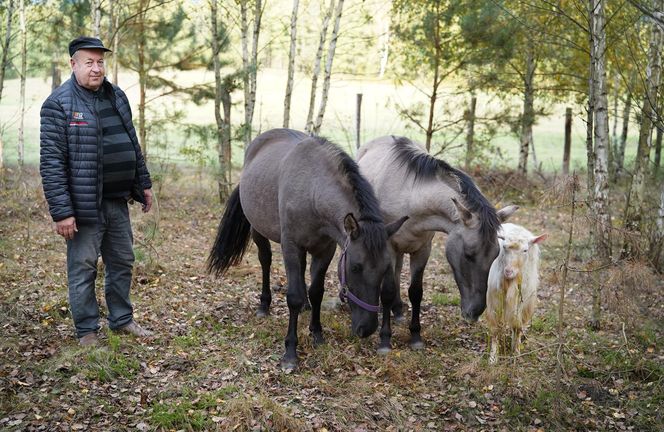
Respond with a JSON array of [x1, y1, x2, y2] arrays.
[[342, 213, 408, 337], [445, 199, 518, 322]]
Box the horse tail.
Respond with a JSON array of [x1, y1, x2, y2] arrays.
[[207, 185, 252, 277]]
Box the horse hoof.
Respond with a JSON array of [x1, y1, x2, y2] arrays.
[[256, 309, 269, 318], [280, 357, 298, 372], [377, 346, 392, 356], [312, 334, 326, 347], [410, 340, 424, 350]]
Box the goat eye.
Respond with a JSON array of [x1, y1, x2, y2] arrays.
[[351, 263, 362, 273]]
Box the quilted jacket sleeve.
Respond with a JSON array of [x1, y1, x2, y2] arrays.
[[115, 87, 152, 190], [40, 96, 74, 222]]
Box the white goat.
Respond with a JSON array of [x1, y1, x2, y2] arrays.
[[485, 223, 547, 364]]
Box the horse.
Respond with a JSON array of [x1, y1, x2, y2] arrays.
[[357, 136, 517, 352], [208, 129, 407, 370]]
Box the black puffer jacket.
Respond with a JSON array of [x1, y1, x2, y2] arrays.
[[40, 74, 151, 225]]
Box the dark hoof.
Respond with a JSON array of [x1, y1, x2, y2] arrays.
[[393, 313, 406, 325], [256, 308, 269, 318], [410, 340, 425, 350], [311, 332, 326, 347], [377, 345, 392, 356], [280, 356, 298, 372]]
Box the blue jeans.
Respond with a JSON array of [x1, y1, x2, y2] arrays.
[[67, 198, 135, 338]]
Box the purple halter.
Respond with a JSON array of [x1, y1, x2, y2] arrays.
[[337, 237, 381, 313]]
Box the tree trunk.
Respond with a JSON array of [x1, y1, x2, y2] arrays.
[[615, 91, 632, 178], [624, 0, 663, 235], [518, 42, 536, 175], [378, 5, 391, 78], [355, 93, 362, 150], [18, 0, 26, 169], [424, 1, 442, 152], [0, 0, 13, 105], [211, 0, 231, 202], [589, 0, 613, 331], [653, 182, 664, 270], [137, 0, 147, 157], [51, 50, 61, 91], [92, 0, 101, 38], [563, 107, 572, 175], [313, 0, 344, 135], [464, 95, 477, 171], [655, 119, 662, 173], [109, 0, 120, 84], [305, 0, 334, 133], [283, 0, 299, 128]]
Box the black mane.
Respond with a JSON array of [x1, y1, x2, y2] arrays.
[[316, 137, 387, 259], [391, 136, 500, 244]]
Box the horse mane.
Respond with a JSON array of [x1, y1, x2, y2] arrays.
[[316, 136, 387, 259], [391, 136, 500, 244]]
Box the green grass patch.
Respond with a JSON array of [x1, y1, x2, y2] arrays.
[[151, 399, 209, 430], [431, 292, 460, 307]]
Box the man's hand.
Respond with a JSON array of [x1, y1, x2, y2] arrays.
[[56, 217, 78, 240], [142, 189, 153, 213]]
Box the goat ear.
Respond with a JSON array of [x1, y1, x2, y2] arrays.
[[451, 197, 473, 225], [497, 205, 519, 222], [386, 215, 409, 238], [344, 213, 360, 240], [530, 233, 548, 244]]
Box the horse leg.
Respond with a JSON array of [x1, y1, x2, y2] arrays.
[[252, 229, 272, 317], [281, 242, 307, 371], [378, 266, 398, 355], [308, 243, 336, 346], [391, 253, 405, 323], [408, 245, 431, 350]]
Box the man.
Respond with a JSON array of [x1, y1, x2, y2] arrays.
[[40, 36, 154, 346]]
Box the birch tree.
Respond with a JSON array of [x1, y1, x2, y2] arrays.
[[239, 0, 263, 148], [589, 0, 613, 330], [92, 0, 102, 38], [17, 0, 26, 170], [312, 0, 344, 134], [305, 0, 334, 133], [624, 0, 664, 237], [282, 0, 298, 128], [0, 0, 15, 171]]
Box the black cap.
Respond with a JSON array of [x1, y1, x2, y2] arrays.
[[68, 36, 112, 57]]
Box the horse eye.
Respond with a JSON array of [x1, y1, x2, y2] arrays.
[[351, 263, 363, 273]]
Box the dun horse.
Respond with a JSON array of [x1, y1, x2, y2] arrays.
[[357, 136, 517, 352], [208, 129, 407, 370]]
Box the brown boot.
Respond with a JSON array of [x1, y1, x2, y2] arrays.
[[115, 321, 153, 338], [79, 332, 98, 346]]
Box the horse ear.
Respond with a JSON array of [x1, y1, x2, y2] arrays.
[[451, 197, 473, 225], [497, 205, 519, 222], [344, 213, 360, 240], [530, 233, 548, 244], [386, 215, 409, 238]]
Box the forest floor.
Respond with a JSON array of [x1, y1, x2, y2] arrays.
[[0, 167, 662, 431]]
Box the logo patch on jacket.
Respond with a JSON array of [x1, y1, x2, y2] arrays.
[[70, 112, 88, 126]]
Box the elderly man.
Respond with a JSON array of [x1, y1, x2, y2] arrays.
[[40, 36, 154, 346]]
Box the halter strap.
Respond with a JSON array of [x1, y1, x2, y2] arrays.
[[337, 237, 381, 313]]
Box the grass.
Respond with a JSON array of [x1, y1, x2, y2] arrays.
[[431, 291, 461, 307]]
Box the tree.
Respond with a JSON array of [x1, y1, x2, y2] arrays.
[[624, 0, 664, 239], [239, 0, 264, 148], [17, 0, 25, 170], [282, 0, 298, 128], [304, 0, 334, 133], [312, 0, 344, 134], [0, 0, 15, 171]]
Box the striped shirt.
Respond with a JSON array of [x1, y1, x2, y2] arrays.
[[95, 90, 136, 199]]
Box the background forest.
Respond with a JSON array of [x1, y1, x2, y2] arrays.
[[1, 0, 663, 431]]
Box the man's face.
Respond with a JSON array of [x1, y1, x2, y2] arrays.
[[70, 49, 105, 91]]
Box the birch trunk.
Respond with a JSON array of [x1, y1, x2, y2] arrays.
[[305, 0, 334, 133], [109, 0, 120, 84], [0, 0, 13, 105], [655, 121, 662, 173], [283, 0, 299, 128], [615, 92, 632, 178], [137, 0, 148, 157], [18, 0, 26, 169], [211, 0, 231, 202], [92, 0, 101, 38], [518, 42, 536, 175], [625, 0, 663, 235], [464, 95, 477, 171], [240, 0, 262, 147], [654, 182, 664, 269], [312, 0, 344, 135], [589, 0, 613, 330], [378, 6, 391, 78]]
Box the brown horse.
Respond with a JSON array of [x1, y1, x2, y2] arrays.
[[208, 129, 407, 370], [357, 136, 517, 352]]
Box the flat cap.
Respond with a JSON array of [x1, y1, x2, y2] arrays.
[[68, 36, 112, 57]]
